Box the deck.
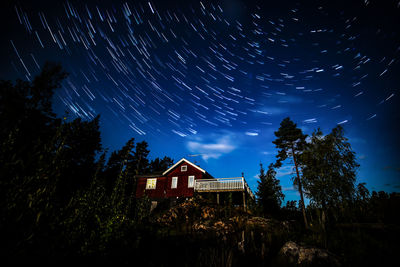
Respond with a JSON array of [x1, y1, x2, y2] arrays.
[[194, 177, 255, 199]]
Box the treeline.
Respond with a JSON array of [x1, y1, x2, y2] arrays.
[[256, 117, 400, 224], [0, 63, 173, 263], [255, 117, 400, 265]]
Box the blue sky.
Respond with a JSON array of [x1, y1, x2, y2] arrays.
[[1, 0, 399, 204]]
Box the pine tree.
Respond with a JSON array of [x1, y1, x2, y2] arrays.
[[256, 163, 284, 216], [273, 117, 308, 227], [102, 138, 136, 194], [148, 156, 174, 173]]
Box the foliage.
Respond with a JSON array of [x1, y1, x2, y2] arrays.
[[0, 63, 69, 260], [303, 190, 400, 266], [0, 63, 173, 263], [300, 126, 359, 209], [273, 118, 307, 168], [148, 156, 174, 173], [256, 163, 284, 216]]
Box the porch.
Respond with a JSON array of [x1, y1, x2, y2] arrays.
[[194, 177, 255, 210]]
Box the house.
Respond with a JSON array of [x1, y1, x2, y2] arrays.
[[135, 158, 254, 210]]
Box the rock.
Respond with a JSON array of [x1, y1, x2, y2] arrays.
[[277, 241, 341, 267], [201, 206, 216, 220], [192, 220, 235, 236]]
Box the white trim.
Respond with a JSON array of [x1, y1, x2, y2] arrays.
[[181, 165, 187, 172], [162, 158, 206, 175]]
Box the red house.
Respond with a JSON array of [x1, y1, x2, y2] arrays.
[[135, 158, 213, 200], [136, 158, 254, 210]]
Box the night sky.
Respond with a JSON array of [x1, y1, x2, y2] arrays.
[[1, 0, 399, 203]]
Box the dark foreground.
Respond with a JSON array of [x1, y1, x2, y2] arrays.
[[4, 198, 398, 267]]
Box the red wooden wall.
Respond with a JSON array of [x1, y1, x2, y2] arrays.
[[165, 161, 204, 198], [135, 161, 208, 199], [136, 176, 167, 199]]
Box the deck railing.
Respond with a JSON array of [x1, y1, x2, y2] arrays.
[[194, 177, 254, 199]]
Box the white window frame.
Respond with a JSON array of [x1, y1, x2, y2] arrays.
[[188, 175, 195, 188], [171, 176, 178, 189], [146, 178, 157, 189], [181, 165, 187, 172]]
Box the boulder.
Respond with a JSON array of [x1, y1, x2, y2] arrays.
[[277, 241, 341, 267]]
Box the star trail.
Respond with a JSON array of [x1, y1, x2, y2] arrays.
[[1, 0, 399, 201]]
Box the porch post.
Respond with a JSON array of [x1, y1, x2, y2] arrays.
[[243, 191, 246, 211], [217, 193, 220, 205]]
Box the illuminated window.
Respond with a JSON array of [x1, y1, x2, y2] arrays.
[[188, 175, 195, 188], [146, 178, 157, 189], [171, 177, 178, 189], [181, 165, 187, 172]]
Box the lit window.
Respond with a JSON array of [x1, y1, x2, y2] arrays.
[[146, 178, 157, 189], [188, 176, 195, 188], [181, 165, 187, 172], [171, 177, 178, 189]]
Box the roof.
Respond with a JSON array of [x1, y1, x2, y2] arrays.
[[162, 158, 207, 176]]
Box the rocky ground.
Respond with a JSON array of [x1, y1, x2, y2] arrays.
[[147, 198, 342, 267]]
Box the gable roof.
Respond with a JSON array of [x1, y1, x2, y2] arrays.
[[162, 158, 206, 176]]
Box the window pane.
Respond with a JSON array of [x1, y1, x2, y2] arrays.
[[146, 178, 157, 189], [188, 176, 195, 188], [181, 165, 187, 172], [172, 177, 178, 189]]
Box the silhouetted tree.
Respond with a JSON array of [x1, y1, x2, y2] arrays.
[[300, 126, 359, 209], [356, 182, 370, 202], [300, 125, 359, 247], [256, 163, 284, 216], [131, 141, 150, 176], [0, 62, 108, 261], [273, 117, 308, 227], [56, 116, 102, 203], [284, 200, 299, 211], [102, 138, 136, 194], [148, 156, 174, 173], [0, 62, 67, 202], [0, 63, 69, 260]]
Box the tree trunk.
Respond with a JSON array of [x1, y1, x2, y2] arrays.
[[292, 146, 308, 228], [321, 209, 327, 248]]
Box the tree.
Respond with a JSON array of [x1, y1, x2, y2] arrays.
[[273, 117, 308, 227], [0, 63, 69, 258], [1, 62, 179, 263], [130, 141, 150, 176], [148, 156, 174, 173], [300, 126, 359, 209], [0, 62, 107, 261], [356, 182, 370, 203], [256, 163, 284, 216], [102, 138, 136, 194], [56, 116, 102, 204], [284, 200, 299, 212], [0, 62, 67, 197]]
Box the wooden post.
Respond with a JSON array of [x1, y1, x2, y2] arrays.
[[217, 193, 220, 205], [242, 191, 246, 211]]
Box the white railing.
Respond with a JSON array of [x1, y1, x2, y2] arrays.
[[194, 177, 255, 200], [194, 177, 245, 191], [244, 180, 255, 200]]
